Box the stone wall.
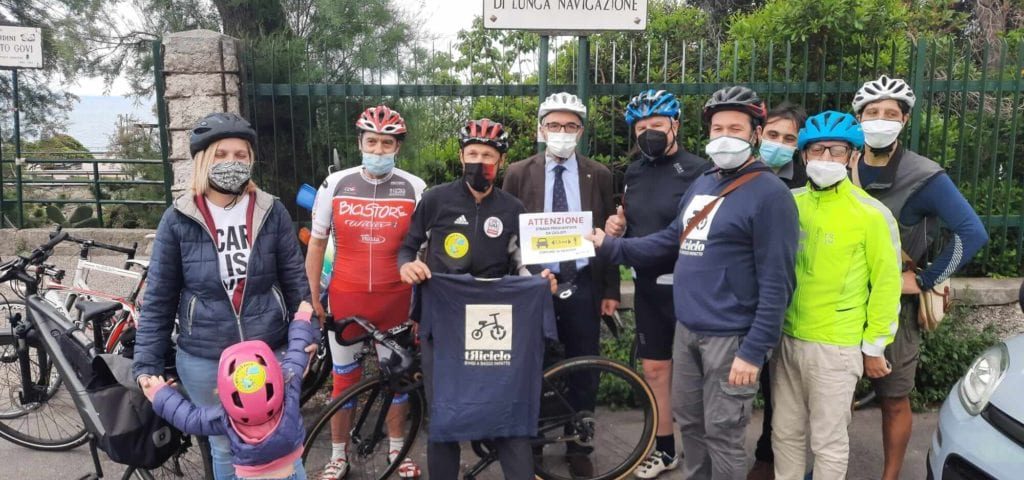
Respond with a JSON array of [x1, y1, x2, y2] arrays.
[[161, 30, 244, 193]]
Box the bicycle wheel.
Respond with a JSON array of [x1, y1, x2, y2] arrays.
[[300, 327, 332, 406], [303, 377, 425, 480], [0, 299, 89, 450], [534, 356, 657, 480], [124, 434, 214, 480]]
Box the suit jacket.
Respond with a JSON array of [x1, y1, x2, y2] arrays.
[[502, 152, 621, 304]]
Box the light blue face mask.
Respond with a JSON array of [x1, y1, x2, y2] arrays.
[[759, 141, 796, 169], [362, 152, 396, 176]]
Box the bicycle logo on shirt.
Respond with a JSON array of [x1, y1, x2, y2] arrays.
[[465, 304, 513, 366], [472, 312, 508, 341]]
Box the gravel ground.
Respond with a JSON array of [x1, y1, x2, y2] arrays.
[[961, 302, 1024, 339]]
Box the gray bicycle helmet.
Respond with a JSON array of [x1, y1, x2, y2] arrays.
[[702, 86, 767, 126], [189, 113, 257, 157]]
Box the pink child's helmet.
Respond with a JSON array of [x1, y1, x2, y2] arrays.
[[217, 340, 284, 426]]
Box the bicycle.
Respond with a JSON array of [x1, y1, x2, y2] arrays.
[[0, 229, 150, 450], [0, 233, 213, 479], [302, 314, 658, 480], [470, 313, 508, 341]]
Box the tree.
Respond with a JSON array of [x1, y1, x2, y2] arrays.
[[0, 0, 130, 136]]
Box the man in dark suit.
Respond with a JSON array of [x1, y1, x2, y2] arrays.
[[503, 92, 620, 474]]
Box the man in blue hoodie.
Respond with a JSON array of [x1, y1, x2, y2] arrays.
[[590, 86, 798, 480]]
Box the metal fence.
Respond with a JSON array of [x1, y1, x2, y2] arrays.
[[1, 41, 173, 229], [243, 35, 1024, 276], [0, 152, 172, 229]]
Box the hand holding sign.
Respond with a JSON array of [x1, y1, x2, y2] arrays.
[[519, 212, 596, 265]]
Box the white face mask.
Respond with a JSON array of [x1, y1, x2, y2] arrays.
[[705, 136, 752, 170], [861, 119, 903, 148], [545, 132, 579, 158], [805, 160, 849, 188]]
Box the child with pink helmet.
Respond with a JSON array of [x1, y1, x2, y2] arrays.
[[144, 302, 318, 479]]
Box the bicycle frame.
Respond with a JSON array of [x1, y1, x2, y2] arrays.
[[34, 237, 148, 354]]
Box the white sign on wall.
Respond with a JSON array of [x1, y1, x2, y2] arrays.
[[483, 0, 647, 32], [0, 26, 43, 69]]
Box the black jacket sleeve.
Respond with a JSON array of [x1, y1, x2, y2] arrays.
[[399, 191, 432, 267]]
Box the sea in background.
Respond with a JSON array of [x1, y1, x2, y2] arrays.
[[66, 96, 156, 152]]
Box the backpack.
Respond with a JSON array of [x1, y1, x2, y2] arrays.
[[86, 353, 182, 469]]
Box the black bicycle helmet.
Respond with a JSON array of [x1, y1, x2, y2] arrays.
[[189, 113, 257, 157], [702, 86, 767, 126]]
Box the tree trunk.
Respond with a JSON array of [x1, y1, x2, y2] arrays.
[[212, 0, 290, 39]]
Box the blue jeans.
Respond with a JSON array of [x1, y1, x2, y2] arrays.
[[176, 347, 307, 480]]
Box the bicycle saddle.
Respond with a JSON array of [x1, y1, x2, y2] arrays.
[[75, 300, 122, 321]]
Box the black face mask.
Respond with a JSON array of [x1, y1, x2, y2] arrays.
[[463, 162, 496, 192], [637, 129, 672, 160]]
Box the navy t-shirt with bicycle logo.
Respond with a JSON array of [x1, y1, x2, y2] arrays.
[[420, 273, 557, 442]]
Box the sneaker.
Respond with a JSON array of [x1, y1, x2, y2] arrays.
[[318, 458, 349, 480], [388, 450, 422, 479], [634, 450, 680, 478]]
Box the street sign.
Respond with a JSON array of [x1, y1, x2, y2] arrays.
[[0, 26, 43, 69], [483, 0, 647, 32]]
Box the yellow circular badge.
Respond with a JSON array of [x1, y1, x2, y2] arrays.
[[444, 232, 469, 259], [232, 361, 267, 394]]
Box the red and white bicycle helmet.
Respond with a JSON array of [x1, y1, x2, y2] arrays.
[[458, 118, 510, 153], [217, 340, 284, 426], [355, 105, 408, 137]]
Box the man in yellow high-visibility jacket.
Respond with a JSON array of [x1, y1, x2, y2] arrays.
[[771, 111, 902, 480]]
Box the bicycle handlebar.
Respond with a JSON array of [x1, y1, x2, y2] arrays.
[[48, 226, 138, 258], [39, 230, 69, 255], [325, 315, 417, 375]]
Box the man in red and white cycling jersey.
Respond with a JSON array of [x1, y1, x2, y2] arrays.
[[305, 105, 426, 479]]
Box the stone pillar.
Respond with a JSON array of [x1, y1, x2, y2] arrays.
[[160, 30, 243, 193]]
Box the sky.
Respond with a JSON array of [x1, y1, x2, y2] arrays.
[[67, 0, 482, 96], [54, 0, 482, 149]]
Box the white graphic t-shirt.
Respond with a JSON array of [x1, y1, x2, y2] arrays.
[[208, 195, 251, 302]]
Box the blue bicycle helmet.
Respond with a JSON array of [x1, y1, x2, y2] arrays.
[[624, 89, 680, 126], [798, 111, 864, 150]]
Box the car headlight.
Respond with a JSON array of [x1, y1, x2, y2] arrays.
[[958, 343, 1009, 415]]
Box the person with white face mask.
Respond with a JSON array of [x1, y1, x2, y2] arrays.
[[771, 111, 902, 480], [307, 105, 427, 480], [502, 92, 620, 477], [852, 75, 989, 480], [588, 85, 799, 480], [749, 102, 808, 480]]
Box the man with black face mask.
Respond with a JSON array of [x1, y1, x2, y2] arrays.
[[398, 118, 556, 480], [591, 86, 799, 480], [603, 89, 710, 478]]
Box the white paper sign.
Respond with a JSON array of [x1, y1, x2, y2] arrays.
[[0, 26, 43, 69], [519, 211, 595, 265], [484, 0, 648, 32]]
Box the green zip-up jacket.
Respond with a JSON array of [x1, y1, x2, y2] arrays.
[[787, 178, 902, 356]]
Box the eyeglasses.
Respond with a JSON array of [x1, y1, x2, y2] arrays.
[[806, 144, 853, 158], [542, 122, 583, 133]]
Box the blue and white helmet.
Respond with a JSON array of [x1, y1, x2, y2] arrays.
[[624, 89, 680, 126], [798, 111, 864, 150]]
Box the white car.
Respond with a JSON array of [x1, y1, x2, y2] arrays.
[[927, 332, 1024, 478]]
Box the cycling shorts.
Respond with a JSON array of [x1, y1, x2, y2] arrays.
[[633, 275, 676, 361]]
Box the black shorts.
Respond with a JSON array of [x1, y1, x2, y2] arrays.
[[633, 275, 676, 361]]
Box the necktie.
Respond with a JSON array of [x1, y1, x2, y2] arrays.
[[553, 165, 578, 282]]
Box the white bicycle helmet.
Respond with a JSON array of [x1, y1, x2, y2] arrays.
[[852, 75, 916, 114], [538, 92, 587, 122]]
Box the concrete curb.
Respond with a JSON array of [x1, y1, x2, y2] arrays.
[[0, 228, 158, 257], [618, 277, 1023, 308]]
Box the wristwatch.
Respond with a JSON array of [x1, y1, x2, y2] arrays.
[[915, 273, 926, 291]]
